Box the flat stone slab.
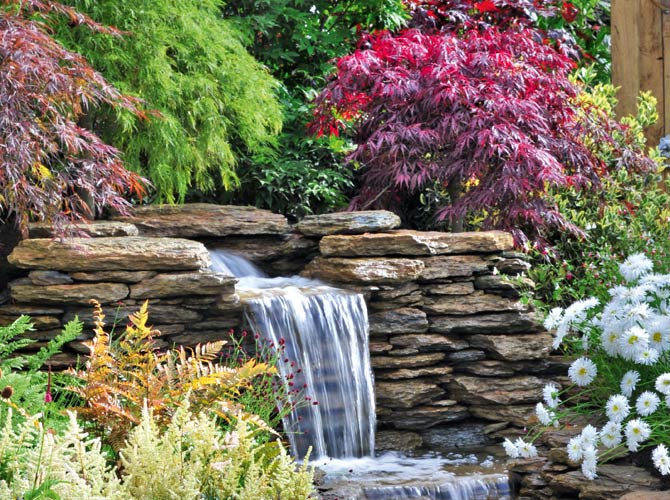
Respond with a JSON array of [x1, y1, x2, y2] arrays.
[[449, 375, 548, 405], [69, 271, 157, 283], [423, 292, 525, 315], [430, 311, 544, 335], [115, 204, 289, 237], [379, 404, 470, 429], [28, 221, 139, 238], [302, 257, 424, 284], [420, 255, 491, 280], [320, 230, 513, 256], [130, 271, 237, 299], [295, 210, 400, 236], [369, 308, 428, 335], [376, 380, 445, 409], [10, 281, 129, 305], [8, 237, 210, 271], [371, 352, 445, 369], [469, 333, 552, 361]]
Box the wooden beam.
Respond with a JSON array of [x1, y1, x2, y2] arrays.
[[640, 0, 664, 146], [663, 0, 670, 139], [612, 0, 641, 119]]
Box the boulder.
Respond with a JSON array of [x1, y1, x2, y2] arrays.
[[8, 237, 211, 271], [369, 308, 428, 335], [28, 221, 139, 238], [130, 271, 237, 299], [320, 230, 513, 256], [487, 253, 532, 274], [419, 255, 490, 280], [423, 292, 525, 315], [449, 375, 548, 405], [429, 311, 544, 335], [10, 281, 129, 305], [302, 257, 424, 284], [115, 204, 289, 237], [295, 210, 400, 236], [371, 353, 445, 369], [468, 333, 553, 361], [375, 380, 445, 409]]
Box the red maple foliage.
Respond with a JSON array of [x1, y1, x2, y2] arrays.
[[311, 9, 654, 246], [0, 0, 147, 234]]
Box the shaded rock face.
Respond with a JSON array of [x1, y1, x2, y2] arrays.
[[28, 221, 139, 238], [295, 210, 401, 236], [115, 204, 289, 237]]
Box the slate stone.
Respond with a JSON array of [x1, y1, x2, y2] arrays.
[[130, 271, 237, 299], [296, 210, 400, 236], [303, 257, 424, 284]]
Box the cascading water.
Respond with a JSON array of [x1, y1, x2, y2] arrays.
[[209, 249, 511, 500]]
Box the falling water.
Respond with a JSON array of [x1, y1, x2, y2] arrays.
[[208, 249, 510, 499], [209, 249, 375, 459]]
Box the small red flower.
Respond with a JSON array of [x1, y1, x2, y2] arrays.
[[474, 0, 499, 13], [561, 2, 578, 23], [45, 364, 53, 403]]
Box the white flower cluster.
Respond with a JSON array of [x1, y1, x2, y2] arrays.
[[505, 253, 670, 479]]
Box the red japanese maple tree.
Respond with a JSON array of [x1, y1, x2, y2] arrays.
[[0, 0, 146, 234], [311, 0, 653, 246]]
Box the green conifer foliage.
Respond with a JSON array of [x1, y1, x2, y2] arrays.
[[57, 0, 283, 203]]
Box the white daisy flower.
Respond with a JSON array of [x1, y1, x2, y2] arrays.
[[543, 383, 561, 408], [652, 444, 670, 475], [502, 437, 519, 458], [618, 326, 649, 360], [568, 357, 597, 386], [655, 373, 670, 395], [567, 435, 584, 462], [625, 418, 651, 452], [599, 421, 622, 449], [514, 438, 538, 458], [636, 391, 660, 416], [544, 307, 564, 330], [601, 328, 621, 357], [620, 370, 640, 398], [605, 394, 630, 423], [635, 348, 660, 366], [619, 253, 653, 283], [536, 402, 553, 426], [647, 318, 670, 353], [580, 424, 598, 446], [581, 445, 598, 480]]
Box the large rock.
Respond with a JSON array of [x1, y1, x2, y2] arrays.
[[419, 255, 490, 280], [10, 281, 129, 305], [389, 333, 467, 352], [449, 375, 547, 405], [302, 257, 424, 285], [423, 292, 525, 315], [369, 308, 428, 335], [209, 234, 318, 261], [421, 282, 475, 295], [375, 380, 445, 409], [375, 430, 423, 452], [130, 271, 237, 299], [28, 270, 73, 285], [115, 204, 288, 237], [618, 492, 670, 500], [468, 333, 552, 361], [469, 405, 535, 423], [429, 311, 544, 335], [546, 465, 664, 500], [320, 230, 513, 256], [28, 221, 139, 238], [63, 304, 202, 325], [70, 271, 157, 283], [8, 237, 211, 271], [375, 365, 453, 380], [295, 210, 400, 236]]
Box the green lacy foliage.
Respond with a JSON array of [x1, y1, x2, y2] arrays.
[[222, 0, 406, 219], [56, 0, 283, 204], [0, 404, 314, 499], [0, 316, 81, 427], [531, 79, 670, 308]]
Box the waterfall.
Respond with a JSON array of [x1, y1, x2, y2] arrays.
[[209, 248, 267, 278], [210, 249, 376, 459]]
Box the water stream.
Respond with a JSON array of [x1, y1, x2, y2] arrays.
[[209, 249, 511, 500]]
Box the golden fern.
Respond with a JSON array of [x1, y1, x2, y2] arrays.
[[68, 300, 279, 451]]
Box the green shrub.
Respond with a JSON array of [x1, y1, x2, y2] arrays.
[[56, 0, 283, 203]]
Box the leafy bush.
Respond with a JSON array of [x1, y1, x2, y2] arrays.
[[504, 254, 670, 480], [56, 0, 283, 203], [0, 0, 146, 233], [311, 6, 652, 245], [69, 301, 275, 451], [0, 316, 81, 428], [530, 82, 669, 308], [0, 403, 314, 499]]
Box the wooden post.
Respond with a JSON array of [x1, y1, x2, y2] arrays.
[[612, 0, 667, 147]]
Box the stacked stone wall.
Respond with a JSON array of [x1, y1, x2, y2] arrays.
[[2, 204, 559, 445]]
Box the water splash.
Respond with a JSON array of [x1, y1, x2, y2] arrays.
[[209, 248, 267, 278]]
